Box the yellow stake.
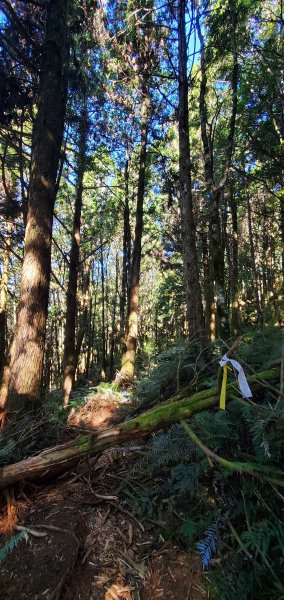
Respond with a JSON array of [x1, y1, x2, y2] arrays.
[[219, 365, 232, 410]]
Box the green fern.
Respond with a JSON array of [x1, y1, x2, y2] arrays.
[[127, 329, 284, 599]]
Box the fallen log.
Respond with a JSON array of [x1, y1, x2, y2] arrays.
[[0, 368, 280, 489]]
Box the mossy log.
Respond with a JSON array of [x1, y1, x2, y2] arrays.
[[0, 368, 279, 489]]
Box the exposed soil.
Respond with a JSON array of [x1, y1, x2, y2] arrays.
[[0, 391, 208, 600], [67, 389, 131, 430]]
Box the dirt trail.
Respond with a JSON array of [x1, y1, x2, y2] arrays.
[[0, 390, 207, 600]]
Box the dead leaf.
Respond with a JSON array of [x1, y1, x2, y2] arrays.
[[104, 584, 133, 600]]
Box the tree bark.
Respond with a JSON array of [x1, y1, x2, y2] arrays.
[[119, 83, 149, 382], [0, 220, 12, 378], [119, 152, 132, 338], [3, 0, 70, 411], [0, 367, 279, 489], [177, 0, 204, 341], [100, 242, 107, 379], [247, 195, 263, 323], [109, 253, 119, 381], [228, 181, 240, 335], [63, 99, 88, 406]]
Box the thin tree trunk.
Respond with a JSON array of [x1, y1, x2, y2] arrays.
[[196, 3, 238, 338], [119, 152, 131, 338], [100, 242, 107, 379], [119, 83, 149, 383], [178, 0, 204, 340], [63, 100, 88, 406], [229, 181, 240, 335], [75, 263, 88, 378], [281, 188, 284, 287], [247, 196, 262, 323], [19, 108, 28, 225], [0, 220, 12, 378], [4, 0, 70, 412], [109, 253, 119, 381]]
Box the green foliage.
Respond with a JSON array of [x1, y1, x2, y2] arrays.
[[137, 341, 212, 403], [127, 330, 284, 598], [238, 327, 283, 371], [93, 381, 121, 397]]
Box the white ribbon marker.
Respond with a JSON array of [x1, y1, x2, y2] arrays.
[[219, 354, 253, 399]]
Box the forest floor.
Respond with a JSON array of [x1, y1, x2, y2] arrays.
[[0, 387, 207, 600]]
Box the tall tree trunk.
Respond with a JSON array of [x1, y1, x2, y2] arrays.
[[281, 186, 284, 288], [0, 220, 12, 379], [119, 152, 131, 338], [247, 196, 262, 323], [100, 242, 107, 379], [63, 99, 88, 406], [3, 0, 70, 412], [119, 83, 149, 382], [109, 253, 119, 381], [178, 0, 204, 340], [196, 3, 238, 338], [201, 223, 215, 340], [229, 181, 240, 335]]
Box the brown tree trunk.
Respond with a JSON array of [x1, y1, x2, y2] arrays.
[[63, 100, 88, 406], [178, 0, 204, 340], [247, 196, 263, 323], [119, 152, 132, 338], [75, 258, 91, 378], [0, 367, 279, 489], [100, 242, 107, 379], [201, 223, 215, 341], [3, 0, 70, 411], [119, 84, 149, 383], [280, 186, 284, 288], [229, 181, 240, 335], [109, 253, 119, 381], [0, 220, 12, 378]]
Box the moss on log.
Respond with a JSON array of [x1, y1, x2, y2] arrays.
[[0, 367, 280, 489]]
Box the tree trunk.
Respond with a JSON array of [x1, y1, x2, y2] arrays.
[[3, 0, 70, 411], [109, 253, 119, 381], [281, 190, 284, 288], [178, 0, 204, 340], [100, 242, 107, 379], [76, 260, 91, 377], [119, 83, 149, 382], [202, 226, 216, 341], [196, 3, 239, 338], [63, 99, 88, 406], [119, 152, 132, 338], [229, 181, 240, 335], [247, 196, 262, 323], [0, 367, 279, 489], [0, 220, 12, 378]]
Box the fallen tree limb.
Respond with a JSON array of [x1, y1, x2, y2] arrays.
[[0, 368, 280, 489], [180, 420, 284, 487]]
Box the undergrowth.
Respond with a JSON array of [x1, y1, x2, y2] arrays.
[[127, 327, 284, 599]]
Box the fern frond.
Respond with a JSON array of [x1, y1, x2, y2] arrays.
[[169, 463, 201, 497]]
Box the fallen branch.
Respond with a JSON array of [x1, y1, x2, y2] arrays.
[[180, 420, 284, 487], [0, 368, 280, 489]]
